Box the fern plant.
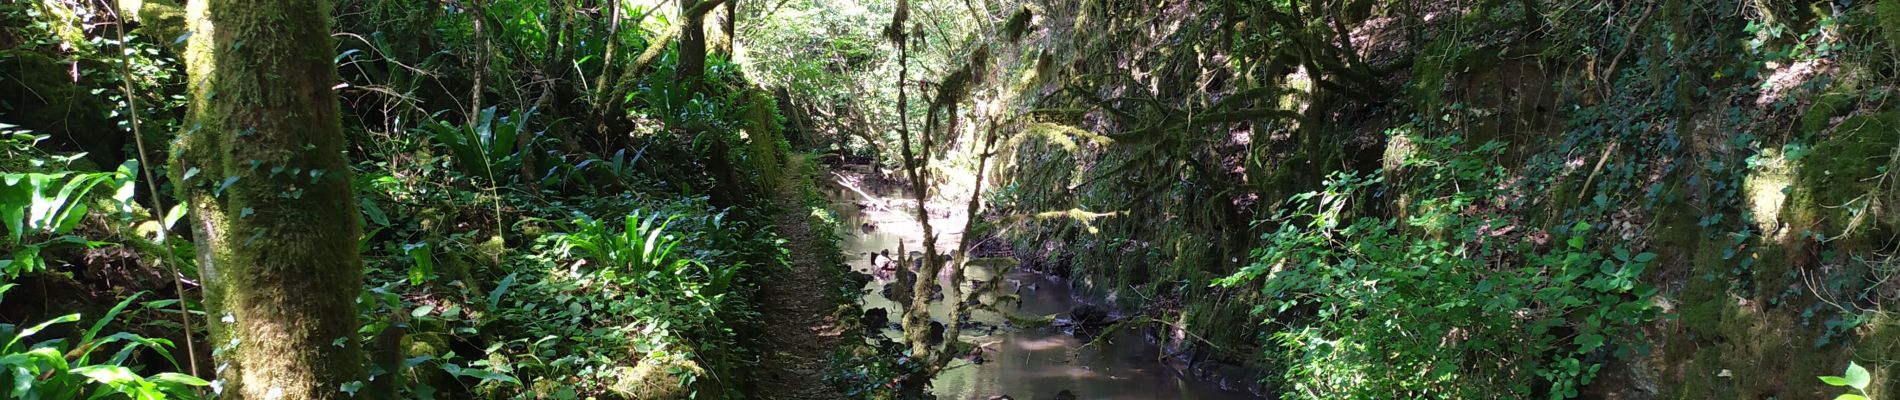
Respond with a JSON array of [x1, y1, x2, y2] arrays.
[[0, 161, 134, 277], [0, 287, 209, 399], [422, 107, 539, 183], [552, 211, 742, 300]]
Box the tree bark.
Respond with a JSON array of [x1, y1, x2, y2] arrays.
[[678, 0, 707, 83], [468, 0, 488, 126], [710, 0, 737, 57], [675, 0, 746, 208], [173, 0, 367, 398]]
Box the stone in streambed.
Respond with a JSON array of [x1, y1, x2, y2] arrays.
[[1069, 304, 1109, 327]]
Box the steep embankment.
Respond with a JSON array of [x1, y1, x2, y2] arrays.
[[992, 0, 1900, 398]]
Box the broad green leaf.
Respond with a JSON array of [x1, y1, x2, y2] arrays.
[[8, 313, 81, 351], [487, 272, 518, 310], [149, 372, 210, 387], [406, 242, 434, 286], [1845, 361, 1871, 390], [163, 204, 188, 231], [340, 380, 366, 395], [449, 366, 521, 385], [360, 198, 391, 227], [72, 364, 140, 385], [1574, 333, 1605, 351], [1821, 375, 1850, 386]]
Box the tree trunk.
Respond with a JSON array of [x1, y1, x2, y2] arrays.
[[675, 0, 744, 208], [173, 0, 367, 398], [710, 0, 736, 57], [678, 0, 707, 83]]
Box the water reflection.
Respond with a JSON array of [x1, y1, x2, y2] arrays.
[[830, 184, 1257, 400]]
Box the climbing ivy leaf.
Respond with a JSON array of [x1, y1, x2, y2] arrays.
[[215, 176, 239, 196], [1844, 361, 1870, 390]]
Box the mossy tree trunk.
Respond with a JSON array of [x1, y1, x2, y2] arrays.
[[678, 0, 747, 208], [171, 0, 367, 398], [710, 0, 736, 57]]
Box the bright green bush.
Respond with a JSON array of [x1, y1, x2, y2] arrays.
[[422, 107, 540, 183], [0, 289, 209, 399], [1219, 134, 1656, 399], [553, 211, 744, 300]]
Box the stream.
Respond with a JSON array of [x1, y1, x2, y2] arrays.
[[828, 171, 1258, 400]]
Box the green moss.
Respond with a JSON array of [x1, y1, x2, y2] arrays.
[[743, 90, 787, 187], [122, 0, 187, 49], [609, 357, 709, 399], [1677, 282, 1726, 338], [404, 332, 448, 358], [1790, 112, 1900, 244], [1667, 281, 1846, 398], [1878, 0, 1900, 52], [1409, 37, 1464, 114], [1853, 315, 1900, 396], [171, 0, 369, 396], [1651, 185, 1704, 250], [1800, 92, 1858, 137]]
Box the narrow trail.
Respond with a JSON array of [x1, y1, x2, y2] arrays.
[[753, 176, 846, 399]]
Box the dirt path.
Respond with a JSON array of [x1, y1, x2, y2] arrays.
[[752, 177, 846, 399]]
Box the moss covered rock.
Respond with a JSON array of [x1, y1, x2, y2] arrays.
[[1790, 112, 1900, 244], [608, 355, 713, 399], [118, 0, 187, 48], [1800, 92, 1858, 137]]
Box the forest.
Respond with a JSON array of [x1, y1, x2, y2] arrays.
[[3, 0, 1900, 398]]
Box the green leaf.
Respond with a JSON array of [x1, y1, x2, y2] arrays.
[[1845, 361, 1871, 390], [340, 380, 365, 395], [405, 242, 434, 286], [1821, 375, 1850, 386], [412, 304, 437, 318], [487, 272, 518, 310], [1836, 394, 1868, 400], [448, 366, 521, 385], [8, 313, 81, 351], [360, 198, 390, 227], [163, 205, 188, 231], [1575, 333, 1606, 351], [148, 372, 211, 387], [71, 365, 139, 385], [216, 176, 239, 196], [84, 292, 145, 344]]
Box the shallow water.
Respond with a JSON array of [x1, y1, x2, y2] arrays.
[[830, 182, 1257, 400]]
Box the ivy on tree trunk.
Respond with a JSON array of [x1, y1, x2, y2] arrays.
[[172, 0, 367, 397]]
